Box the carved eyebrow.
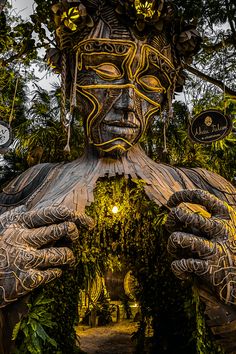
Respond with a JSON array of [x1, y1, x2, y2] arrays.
[[132, 44, 175, 83], [85, 63, 122, 80], [76, 39, 135, 55], [76, 39, 137, 77]]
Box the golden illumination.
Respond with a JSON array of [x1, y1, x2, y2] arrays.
[[112, 206, 119, 214]]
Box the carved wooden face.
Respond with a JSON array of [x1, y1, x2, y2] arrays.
[[75, 39, 175, 154]]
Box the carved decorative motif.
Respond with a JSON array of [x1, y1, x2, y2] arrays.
[[75, 39, 173, 153], [166, 189, 236, 305], [46, 1, 202, 155], [0, 206, 94, 307], [47, 0, 202, 97]]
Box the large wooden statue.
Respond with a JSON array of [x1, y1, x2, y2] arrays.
[[0, 0, 236, 352]]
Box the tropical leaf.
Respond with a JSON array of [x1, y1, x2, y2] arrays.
[[12, 320, 21, 341]]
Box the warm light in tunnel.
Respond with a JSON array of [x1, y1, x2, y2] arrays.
[[112, 206, 119, 214]]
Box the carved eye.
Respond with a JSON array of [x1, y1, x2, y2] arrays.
[[139, 75, 165, 92], [89, 63, 122, 80]]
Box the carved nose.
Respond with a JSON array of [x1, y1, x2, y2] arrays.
[[113, 87, 135, 112]]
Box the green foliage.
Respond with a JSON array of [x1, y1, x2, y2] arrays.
[[14, 265, 85, 354], [0, 67, 27, 125], [13, 294, 57, 354], [95, 292, 113, 326], [192, 289, 221, 354], [0, 3, 38, 66], [0, 83, 85, 189], [143, 100, 236, 183], [14, 177, 224, 354]]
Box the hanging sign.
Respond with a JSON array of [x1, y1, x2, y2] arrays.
[[0, 121, 13, 152], [188, 110, 232, 144]]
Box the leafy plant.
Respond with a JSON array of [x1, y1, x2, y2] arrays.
[[13, 294, 57, 354]]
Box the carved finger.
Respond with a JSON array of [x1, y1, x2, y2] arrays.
[[19, 206, 95, 231], [34, 247, 75, 268], [19, 206, 77, 228], [0, 205, 27, 231], [167, 232, 216, 258], [16, 247, 75, 269], [166, 207, 227, 238], [23, 221, 79, 248], [171, 258, 208, 280], [167, 190, 230, 219], [22, 268, 62, 290], [74, 212, 95, 230]]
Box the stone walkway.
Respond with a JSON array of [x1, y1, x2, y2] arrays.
[[76, 320, 138, 354]]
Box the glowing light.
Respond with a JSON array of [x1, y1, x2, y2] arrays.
[[112, 206, 119, 214]]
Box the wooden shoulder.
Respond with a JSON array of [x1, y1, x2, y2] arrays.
[[179, 167, 236, 207], [0, 163, 59, 212]]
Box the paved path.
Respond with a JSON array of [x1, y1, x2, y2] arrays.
[[76, 320, 137, 354]]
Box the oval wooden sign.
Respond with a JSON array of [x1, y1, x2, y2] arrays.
[[0, 121, 13, 152], [188, 110, 232, 144]]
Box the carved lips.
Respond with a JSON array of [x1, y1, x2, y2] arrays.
[[103, 112, 139, 133]]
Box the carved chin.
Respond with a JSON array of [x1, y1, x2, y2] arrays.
[[90, 123, 142, 155], [92, 138, 134, 155]]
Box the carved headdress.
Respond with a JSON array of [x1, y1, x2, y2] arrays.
[[47, 0, 201, 130]]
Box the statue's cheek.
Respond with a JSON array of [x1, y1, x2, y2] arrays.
[[135, 93, 162, 132]]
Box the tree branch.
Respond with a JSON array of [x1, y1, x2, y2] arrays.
[[202, 35, 235, 53], [0, 0, 6, 14], [224, 0, 236, 49], [185, 64, 236, 97]]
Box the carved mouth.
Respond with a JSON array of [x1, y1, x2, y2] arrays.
[[101, 120, 139, 136], [103, 120, 138, 129]]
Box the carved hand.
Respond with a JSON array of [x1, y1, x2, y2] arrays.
[[0, 205, 94, 308], [166, 189, 236, 305]]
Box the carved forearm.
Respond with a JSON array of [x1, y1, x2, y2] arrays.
[[166, 190, 236, 352], [199, 287, 236, 354]]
